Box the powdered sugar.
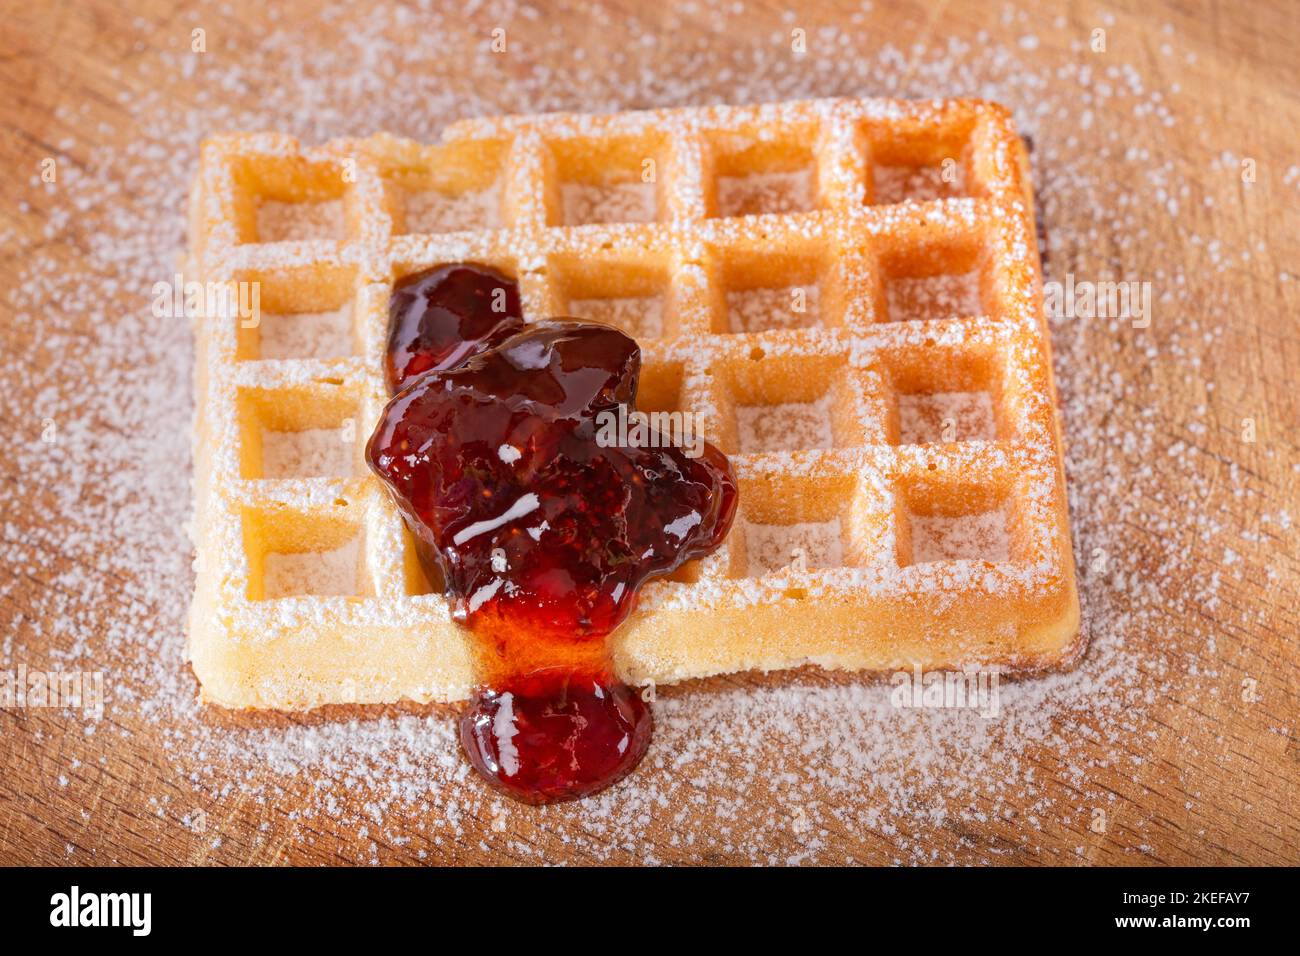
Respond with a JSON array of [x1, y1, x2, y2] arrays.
[[403, 186, 502, 234], [261, 427, 356, 478], [257, 306, 355, 360], [716, 168, 817, 216], [736, 397, 834, 452], [885, 271, 981, 322], [568, 295, 665, 339], [743, 518, 845, 574], [898, 391, 996, 444], [561, 181, 657, 225], [256, 198, 346, 243], [726, 284, 820, 332], [910, 509, 1010, 563], [264, 536, 364, 598], [873, 164, 966, 204]]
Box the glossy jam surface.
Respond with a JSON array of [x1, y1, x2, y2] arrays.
[[384, 264, 524, 393], [369, 312, 737, 804], [460, 669, 653, 805], [370, 320, 738, 653]]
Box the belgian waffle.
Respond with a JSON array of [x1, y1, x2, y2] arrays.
[[187, 97, 1081, 711]]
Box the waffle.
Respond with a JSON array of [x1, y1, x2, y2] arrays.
[[187, 97, 1081, 711]]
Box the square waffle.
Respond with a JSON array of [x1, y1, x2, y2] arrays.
[[188, 98, 1081, 711]]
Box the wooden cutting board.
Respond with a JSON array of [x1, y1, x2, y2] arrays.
[[0, 0, 1296, 865]]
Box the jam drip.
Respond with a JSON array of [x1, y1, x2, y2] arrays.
[[368, 265, 738, 804]]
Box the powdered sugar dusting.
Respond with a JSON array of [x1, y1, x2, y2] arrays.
[[737, 397, 833, 452], [561, 181, 657, 225], [261, 427, 356, 478], [258, 306, 355, 360], [874, 164, 966, 204], [264, 536, 364, 598], [910, 509, 1010, 563], [727, 284, 820, 332], [403, 186, 503, 235], [885, 271, 981, 322], [744, 519, 844, 574], [898, 391, 996, 444], [256, 199, 346, 243], [569, 295, 665, 339], [716, 168, 817, 216]]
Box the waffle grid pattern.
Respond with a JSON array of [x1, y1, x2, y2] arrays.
[[188, 98, 1081, 710]]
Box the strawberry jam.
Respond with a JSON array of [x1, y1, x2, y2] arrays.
[[460, 670, 653, 805], [368, 276, 737, 804], [384, 263, 523, 392]]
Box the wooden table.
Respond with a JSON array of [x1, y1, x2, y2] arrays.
[[1, 0, 1296, 865]]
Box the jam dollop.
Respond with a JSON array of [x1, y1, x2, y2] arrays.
[[384, 263, 524, 392], [368, 282, 737, 804], [460, 669, 653, 804]]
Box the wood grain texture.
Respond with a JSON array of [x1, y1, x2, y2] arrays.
[[0, 0, 1297, 866]]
